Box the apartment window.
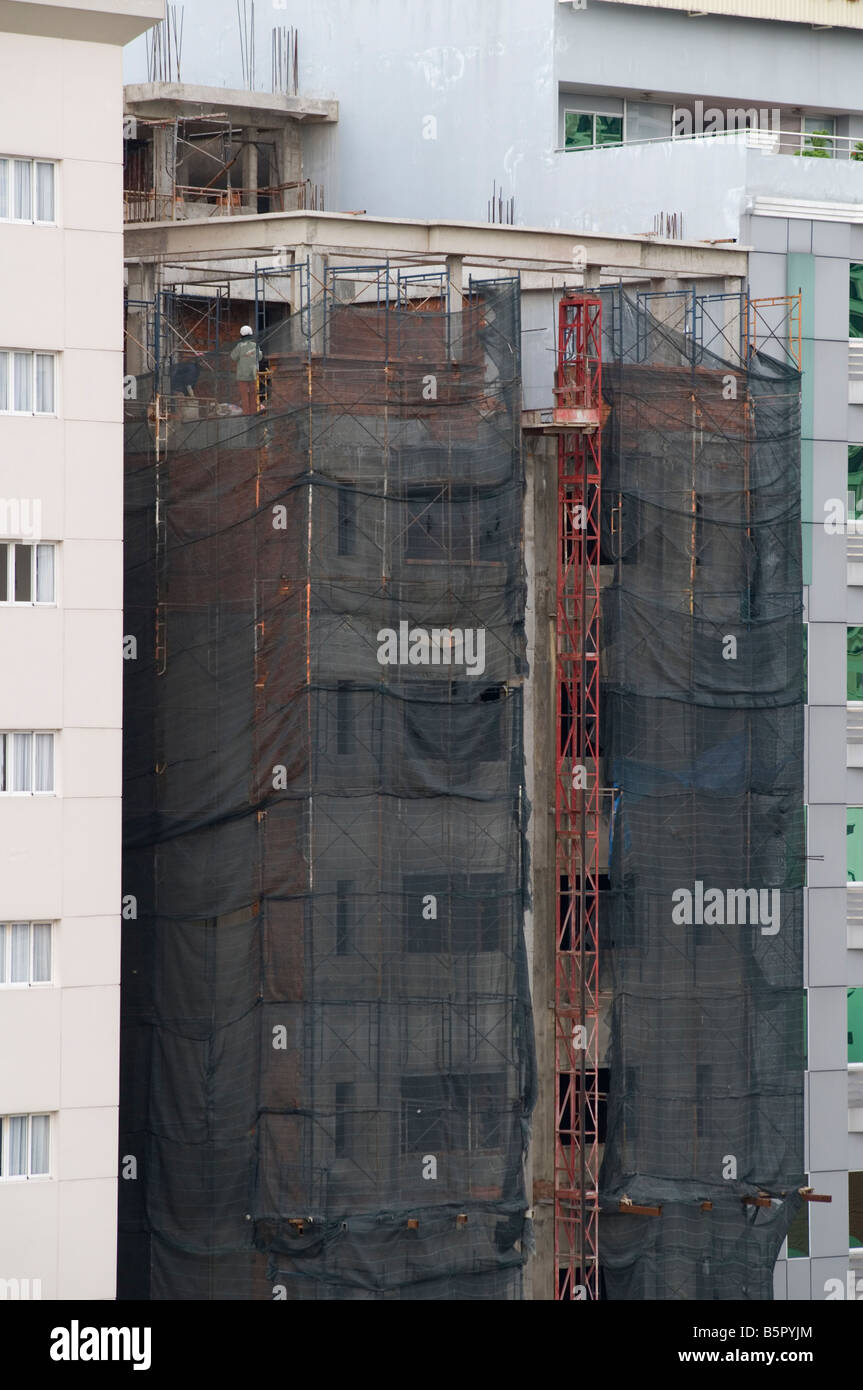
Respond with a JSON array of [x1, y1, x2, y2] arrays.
[[334, 1081, 354, 1158], [336, 879, 352, 955], [0, 350, 56, 414], [0, 158, 55, 223], [0, 732, 55, 793], [625, 100, 673, 142], [848, 628, 863, 702], [695, 1063, 712, 1140], [336, 681, 354, 754], [851, 271, 863, 345], [403, 873, 449, 954], [850, 988, 863, 1063], [0, 1113, 50, 1179], [850, 446, 863, 527], [802, 115, 835, 158], [337, 485, 356, 556], [564, 110, 623, 151], [786, 1177, 810, 1258], [0, 922, 52, 986], [0, 542, 55, 604], [851, 1172, 863, 1251]]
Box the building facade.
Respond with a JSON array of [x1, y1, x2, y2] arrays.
[[0, 0, 162, 1301], [119, 0, 863, 1297]]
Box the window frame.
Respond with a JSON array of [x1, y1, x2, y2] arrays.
[[0, 1112, 52, 1180], [802, 115, 837, 158], [0, 157, 56, 225], [849, 1170, 863, 1253], [0, 921, 53, 988], [563, 107, 624, 152], [848, 626, 863, 704], [0, 731, 56, 795], [0, 541, 57, 606], [0, 349, 57, 417]]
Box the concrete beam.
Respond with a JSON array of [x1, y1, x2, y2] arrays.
[[124, 83, 338, 127], [125, 210, 749, 279], [0, 0, 162, 44]]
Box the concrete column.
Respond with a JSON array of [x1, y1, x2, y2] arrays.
[[522, 432, 559, 1301], [152, 123, 175, 219], [125, 260, 157, 381], [241, 130, 258, 214], [276, 123, 302, 208], [292, 244, 327, 354], [583, 264, 602, 290]]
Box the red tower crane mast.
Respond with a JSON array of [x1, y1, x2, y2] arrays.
[[554, 295, 602, 1300]]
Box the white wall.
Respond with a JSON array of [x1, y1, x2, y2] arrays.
[[0, 26, 125, 1302]]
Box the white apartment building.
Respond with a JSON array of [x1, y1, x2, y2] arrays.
[[0, 0, 162, 1301]]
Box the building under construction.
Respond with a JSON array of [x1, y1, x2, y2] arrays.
[[119, 194, 807, 1298]]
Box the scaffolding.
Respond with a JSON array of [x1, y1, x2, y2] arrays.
[[120, 274, 536, 1299], [596, 289, 805, 1299]]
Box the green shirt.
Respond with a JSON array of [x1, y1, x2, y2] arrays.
[[230, 339, 262, 382]]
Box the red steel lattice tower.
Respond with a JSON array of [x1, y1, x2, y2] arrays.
[[554, 296, 602, 1300]]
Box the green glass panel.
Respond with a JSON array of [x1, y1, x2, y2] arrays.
[[847, 808, 863, 883], [848, 626, 863, 701], [851, 1173, 863, 1249], [787, 1197, 809, 1259], [565, 112, 593, 150], [850, 445, 863, 520], [849, 988, 863, 1063], [851, 265, 863, 339], [596, 115, 623, 147]]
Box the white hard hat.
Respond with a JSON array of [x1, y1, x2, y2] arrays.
[[240, 325, 253, 336]]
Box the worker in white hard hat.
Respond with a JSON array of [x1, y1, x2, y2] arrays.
[[230, 324, 263, 413]]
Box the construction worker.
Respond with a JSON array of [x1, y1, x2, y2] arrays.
[[230, 324, 262, 413], [170, 349, 202, 398]]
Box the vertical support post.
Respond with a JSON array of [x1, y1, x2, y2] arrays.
[[125, 261, 157, 378], [276, 123, 302, 208], [152, 122, 176, 221], [292, 246, 327, 355], [555, 296, 602, 1300], [446, 255, 464, 363], [241, 129, 259, 213]]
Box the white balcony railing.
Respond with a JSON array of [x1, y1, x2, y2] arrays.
[[851, 340, 863, 407], [557, 126, 863, 162], [848, 883, 863, 947], [847, 705, 863, 741]]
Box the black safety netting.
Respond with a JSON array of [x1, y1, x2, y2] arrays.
[[596, 291, 805, 1300], [119, 279, 536, 1299]]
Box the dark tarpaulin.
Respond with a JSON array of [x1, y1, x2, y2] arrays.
[[597, 291, 805, 1300], [119, 280, 536, 1300]]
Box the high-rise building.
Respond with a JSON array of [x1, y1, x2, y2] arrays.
[[0, 0, 162, 1303], [121, 0, 863, 1302]]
